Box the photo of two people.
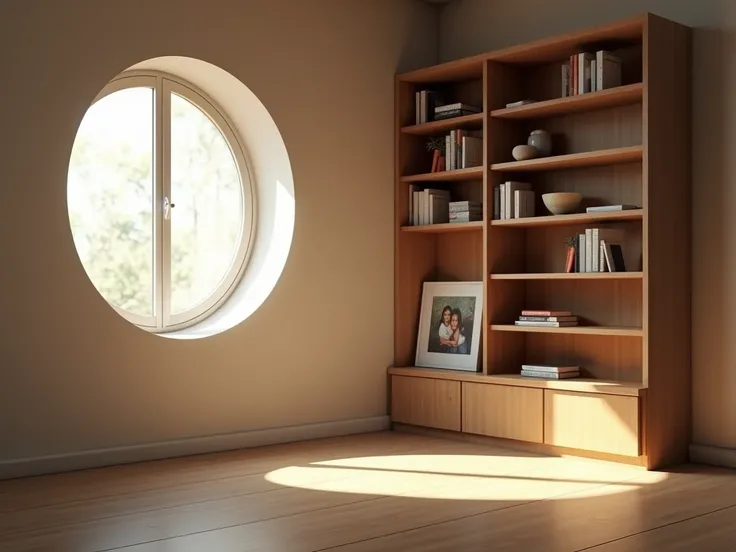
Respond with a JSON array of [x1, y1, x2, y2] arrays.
[[427, 297, 475, 355]]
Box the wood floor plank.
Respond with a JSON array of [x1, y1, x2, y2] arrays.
[[584, 504, 736, 551], [18, 454, 642, 552], [1, 433, 734, 552], [329, 465, 736, 552], [0, 432, 455, 512]]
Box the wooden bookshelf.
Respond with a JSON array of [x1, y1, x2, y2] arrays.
[[401, 221, 483, 233], [491, 324, 643, 337], [401, 166, 483, 183], [491, 83, 643, 119], [490, 272, 643, 280], [490, 209, 643, 227], [401, 112, 484, 136], [388, 367, 646, 397], [391, 13, 691, 470], [491, 146, 643, 172]]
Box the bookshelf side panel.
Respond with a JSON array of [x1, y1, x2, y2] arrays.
[[643, 14, 692, 469]]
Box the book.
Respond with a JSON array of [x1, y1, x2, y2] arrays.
[[502, 181, 532, 219], [514, 320, 579, 327], [449, 200, 482, 212], [521, 370, 580, 379], [514, 189, 535, 219], [434, 109, 481, 120], [518, 316, 578, 322], [521, 310, 572, 316], [505, 99, 537, 108], [586, 204, 639, 212], [595, 50, 622, 91], [435, 102, 481, 113], [521, 364, 580, 373]]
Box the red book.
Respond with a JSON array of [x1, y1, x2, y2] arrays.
[[431, 149, 440, 173], [521, 310, 572, 317]]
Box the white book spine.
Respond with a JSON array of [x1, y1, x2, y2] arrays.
[[579, 233, 586, 272]]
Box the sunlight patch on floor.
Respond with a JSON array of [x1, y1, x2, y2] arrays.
[[265, 454, 668, 500]]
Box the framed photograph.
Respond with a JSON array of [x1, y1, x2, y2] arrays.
[[415, 281, 484, 371]]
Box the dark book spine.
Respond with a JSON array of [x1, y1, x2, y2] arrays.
[[493, 186, 500, 220]]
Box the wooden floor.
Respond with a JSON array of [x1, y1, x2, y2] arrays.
[[1, 431, 736, 551]]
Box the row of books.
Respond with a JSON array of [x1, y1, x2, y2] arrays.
[[562, 50, 622, 97], [492, 182, 534, 220], [407, 186, 484, 226], [414, 89, 482, 124], [514, 310, 578, 328], [442, 129, 483, 172], [565, 229, 626, 273], [520, 364, 580, 380]]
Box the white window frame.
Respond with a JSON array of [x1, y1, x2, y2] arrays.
[[84, 70, 255, 332]]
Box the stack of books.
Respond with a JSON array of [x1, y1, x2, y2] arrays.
[[561, 50, 622, 97], [520, 364, 580, 380], [493, 182, 534, 220], [434, 102, 481, 120], [449, 200, 482, 223], [514, 310, 578, 328]]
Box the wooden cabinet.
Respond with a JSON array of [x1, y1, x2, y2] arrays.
[[462, 383, 543, 443], [390, 376, 461, 431], [544, 390, 641, 457]]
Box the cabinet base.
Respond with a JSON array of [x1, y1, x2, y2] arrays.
[[392, 422, 648, 468]]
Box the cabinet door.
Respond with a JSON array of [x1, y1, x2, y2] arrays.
[[544, 390, 641, 457], [390, 376, 461, 431], [462, 383, 543, 443]]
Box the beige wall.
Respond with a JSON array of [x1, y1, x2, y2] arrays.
[[0, 0, 437, 462], [440, 0, 736, 450]]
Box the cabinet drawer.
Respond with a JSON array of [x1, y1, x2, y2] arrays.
[[544, 390, 641, 457], [390, 376, 461, 431], [462, 382, 543, 443]]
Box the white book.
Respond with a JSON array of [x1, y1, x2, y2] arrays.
[[585, 228, 594, 272], [521, 364, 580, 373], [579, 232, 587, 272], [500, 183, 506, 220], [408, 184, 415, 225], [504, 181, 532, 219], [586, 204, 638, 212], [521, 370, 580, 379]]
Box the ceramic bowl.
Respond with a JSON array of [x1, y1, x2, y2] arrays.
[[512, 144, 538, 161], [542, 192, 583, 215]]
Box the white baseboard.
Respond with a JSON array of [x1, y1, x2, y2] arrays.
[[0, 415, 391, 480], [689, 443, 736, 469]]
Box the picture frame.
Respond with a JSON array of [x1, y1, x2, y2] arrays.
[[415, 281, 484, 371]]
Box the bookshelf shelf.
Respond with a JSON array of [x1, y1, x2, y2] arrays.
[[491, 324, 643, 337], [387, 367, 646, 397], [491, 83, 643, 120], [401, 166, 484, 183], [491, 146, 643, 173], [491, 209, 643, 227], [401, 221, 483, 233], [401, 113, 484, 136], [392, 14, 691, 470], [490, 272, 643, 280]]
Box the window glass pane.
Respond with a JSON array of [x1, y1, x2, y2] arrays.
[[68, 87, 155, 318], [170, 92, 244, 315]]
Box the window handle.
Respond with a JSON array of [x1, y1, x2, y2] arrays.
[[163, 197, 176, 220]]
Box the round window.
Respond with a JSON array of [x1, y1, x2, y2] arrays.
[[67, 71, 254, 332]]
